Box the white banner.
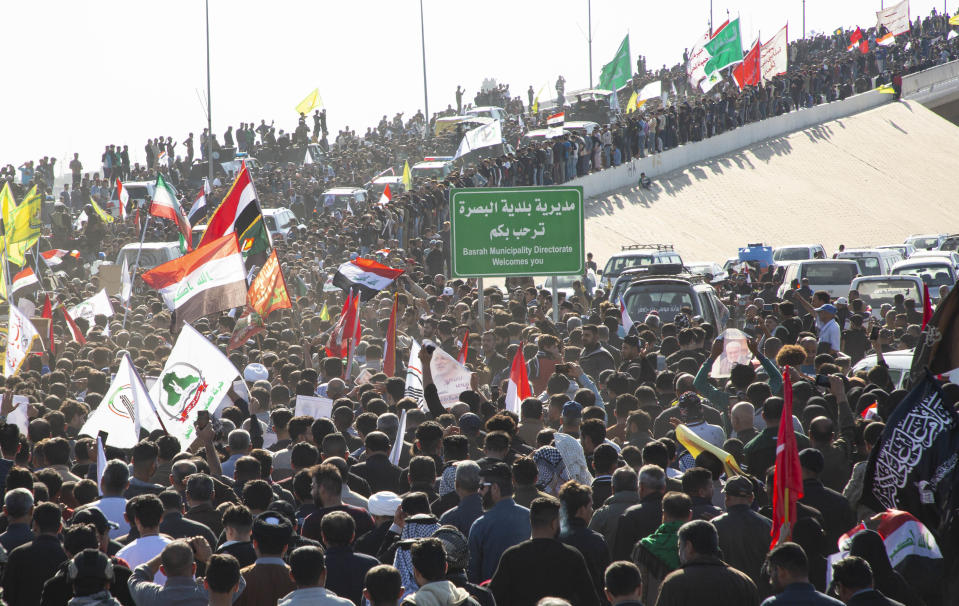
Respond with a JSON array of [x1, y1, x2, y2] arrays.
[[80, 353, 160, 448], [686, 27, 713, 88], [405, 340, 425, 408], [428, 342, 472, 408], [295, 395, 333, 419], [876, 0, 910, 36], [69, 288, 115, 324], [5, 305, 39, 377], [760, 25, 789, 82], [637, 80, 663, 101], [148, 323, 242, 450], [454, 119, 503, 159]]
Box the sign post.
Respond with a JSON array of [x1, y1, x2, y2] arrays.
[[450, 186, 585, 278]]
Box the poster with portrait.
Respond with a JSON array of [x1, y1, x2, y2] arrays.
[[711, 328, 754, 378]]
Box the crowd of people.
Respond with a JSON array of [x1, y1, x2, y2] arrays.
[[0, 7, 957, 606]]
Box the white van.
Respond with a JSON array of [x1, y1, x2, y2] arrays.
[[836, 248, 903, 276], [777, 259, 859, 299], [891, 258, 957, 298], [772, 244, 826, 263], [850, 275, 924, 317]]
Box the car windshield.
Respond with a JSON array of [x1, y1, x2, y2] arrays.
[[603, 255, 654, 275], [851, 257, 881, 276], [894, 264, 955, 287], [116, 249, 170, 269], [774, 247, 811, 261], [624, 286, 694, 318], [800, 263, 858, 284], [908, 237, 940, 250], [855, 279, 922, 308], [264, 216, 277, 230]]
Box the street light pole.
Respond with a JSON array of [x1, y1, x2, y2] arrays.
[[588, 0, 593, 88], [205, 0, 213, 184], [419, 0, 429, 138], [710, 0, 713, 33], [803, 0, 806, 40]]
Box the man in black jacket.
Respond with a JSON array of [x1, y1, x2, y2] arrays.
[[489, 497, 600, 606], [831, 555, 906, 606], [559, 480, 609, 601], [613, 464, 666, 561], [158, 491, 218, 547], [711, 476, 772, 588], [351, 432, 402, 493], [40, 522, 134, 606], [798, 448, 856, 553], [3, 502, 69, 606]]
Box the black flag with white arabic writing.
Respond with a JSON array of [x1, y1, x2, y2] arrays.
[[861, 372, 959, 533]]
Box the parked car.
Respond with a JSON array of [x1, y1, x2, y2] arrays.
[[891, 258, 957, 294], [849, 275, 925, 317], [904, 233, 947, 251], [115, 242, 181, 270], [835, 248, 903, 276], [601, 244, 683, 287], [410, 160, 453, 184], [939, 234, 959, 252], [850, 349, 915, 389], [773, 244, 827, 263], [321, 187, 367, 212], [262, 207, 302, 242], [776, 259, 860, 299], [685, 262, 725, 283], [622, 272, 729, 330], [876, 243, 916, 259]]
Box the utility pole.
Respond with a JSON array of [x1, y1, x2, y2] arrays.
[[205, 0, 213, 184], [588, 0, 593, 88], [803, 0, 806, 39], [419, 0, 429, 138]]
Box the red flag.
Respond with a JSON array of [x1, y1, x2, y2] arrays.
[[458, 330, 470, 364], [62, 306, 86, 345], [42, 295, 55, 357], [770, 366, 803, 549], [859, 39, 869, 54], [383, 294, 398, 377], [343, 293, 363, 379], [326, 290, 354, 358], [134, 209, 141, 232], [922, 283, 934, 329], [733, 38, 762, 89], [847, 27, 863, 50], [504, 343, 532, 415]]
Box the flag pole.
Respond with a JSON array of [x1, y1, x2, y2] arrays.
[[123, 215, 151, 329], [588, 0, 593, 88], [419, 0, 429, 140], [205, 0, 213, 186]]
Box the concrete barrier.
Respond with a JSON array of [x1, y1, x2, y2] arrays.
[[569, 90, 893, 199], [902, 59, 959, 96]]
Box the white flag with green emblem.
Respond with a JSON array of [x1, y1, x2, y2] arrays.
[[148, 323, 242, 449]]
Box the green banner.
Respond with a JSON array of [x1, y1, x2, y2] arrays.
[[704, 18, 743, 74], [598, 34, 631, 91], [450, 187, 584, 277]]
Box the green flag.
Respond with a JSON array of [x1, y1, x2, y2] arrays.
[[598, 34, 631, 91], [703, 18, 743, 74]]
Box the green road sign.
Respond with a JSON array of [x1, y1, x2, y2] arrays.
[[450, 186, 584, 277]]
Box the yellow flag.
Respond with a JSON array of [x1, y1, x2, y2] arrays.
[[0, 261, 6, 301], [8, 186, 42, 246], [625, 90, 639, 113], [295, 88, 322, 115], [675, 423, 745, 478], [531, 82, 547, 114], [950, 14, 959, 26], [877, 84, 896, 94], [90, 197, 114, 224], [0, 182, 16, 227], [402, 160, 412, 191], [319, 303, 330, 322]]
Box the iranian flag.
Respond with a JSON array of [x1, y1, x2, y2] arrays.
[[151, 174, 192, 251], [199, 162, 270, 256], [141, 233, 247, 328], [504, 343, 532, 415], [116, 178, 128, 220], [331, 257, 404, 299]]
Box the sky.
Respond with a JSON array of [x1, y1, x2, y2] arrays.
[[1, 0, 950, 177]]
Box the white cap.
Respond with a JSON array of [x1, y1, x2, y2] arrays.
[[442, 286, 454, 297], [836, 297, 849, 305], [367, 491, 402, 517], [243, 363, 268, 382]]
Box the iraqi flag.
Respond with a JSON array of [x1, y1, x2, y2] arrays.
[[11, 267, 38, 295], [141, 233, 248, 328], [150, 174, 192, 251], [199, 163, 270, 256], [188, 187, 209, 225], [116, 178, 128, 220], [546, 111, 565, 128], [331, 257, 404, 299], [505, 343, 532, 415], [41, 249, 79, 268], [378, 185, 392, 207]]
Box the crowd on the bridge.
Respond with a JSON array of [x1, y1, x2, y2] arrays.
[[0, 6, 958, 606]]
